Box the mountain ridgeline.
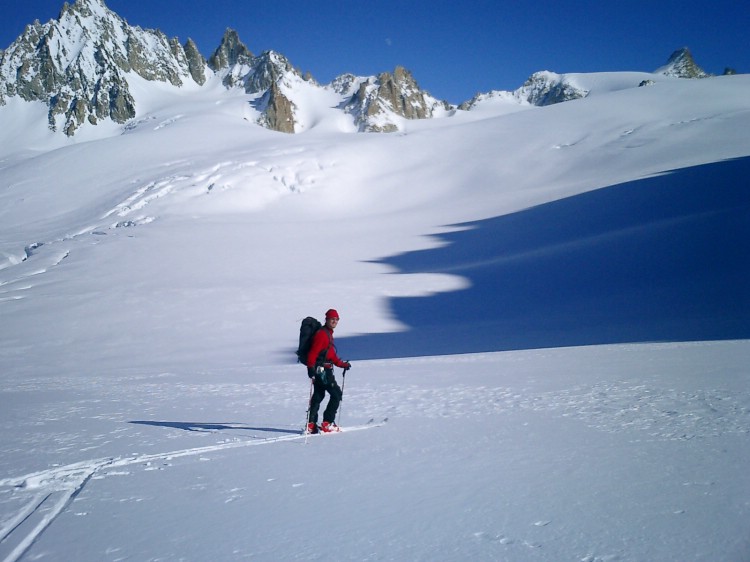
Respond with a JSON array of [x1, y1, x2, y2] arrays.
[[0, 0, 730, 136]]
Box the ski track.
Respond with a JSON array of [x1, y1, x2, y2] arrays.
[[0, 343, 747, 561], [0, 421, 383, 562], [2, 367, 748, 560]]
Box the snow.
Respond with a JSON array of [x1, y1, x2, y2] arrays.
[[0, 71, 749, 561]]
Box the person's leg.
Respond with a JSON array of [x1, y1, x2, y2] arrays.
[[308, 379, 326, 424], [322, 379, 342, 423]]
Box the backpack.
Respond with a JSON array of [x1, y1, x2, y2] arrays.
[[296, 317, 322, 364]]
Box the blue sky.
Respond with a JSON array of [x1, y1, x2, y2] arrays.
[[2, 0, 747, 103]]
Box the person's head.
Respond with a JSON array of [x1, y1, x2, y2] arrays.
[[325, 308, 340, 329]]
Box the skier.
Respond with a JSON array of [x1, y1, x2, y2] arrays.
[[306, 309, 352, 433]]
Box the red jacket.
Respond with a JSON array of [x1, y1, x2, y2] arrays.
[[306, 327, 347, 369]]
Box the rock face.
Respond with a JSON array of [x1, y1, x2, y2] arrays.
[[183, 39, 207, 85], [207, 28, 254, 88], [341, 66, 451, 132], [0, 0, 205, 135], [244, 50, 303, 95], [655, 47, 710, 78], [206, 34, 303, 133], [255, 82, 296, 133], [514, 71, 588, 106]]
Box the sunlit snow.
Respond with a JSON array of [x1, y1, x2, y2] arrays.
[[1, 70, 749, 561]]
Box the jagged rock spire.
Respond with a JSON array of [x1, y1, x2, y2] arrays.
[[656, 47, 710, 78], [208, 29, 253, 69]]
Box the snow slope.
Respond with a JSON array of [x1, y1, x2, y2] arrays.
[[1, 72, 749, 561]]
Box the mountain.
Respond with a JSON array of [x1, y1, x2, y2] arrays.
[[459, 71, 589, 110], [0, 0, 732, 137], [656, 47, 710, 78], [459, 47, 721, 111], [0, 0, 205, 135], [337, 66, 452, 132]]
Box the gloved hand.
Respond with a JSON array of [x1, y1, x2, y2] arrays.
[[342, 361, 352, 370]]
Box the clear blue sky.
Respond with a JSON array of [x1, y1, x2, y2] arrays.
[[2, 0, 747, 104]]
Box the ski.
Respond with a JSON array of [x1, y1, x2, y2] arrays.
[[303, 417, 388, 437]]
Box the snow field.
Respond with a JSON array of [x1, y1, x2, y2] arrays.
[[2, 342, 749, 560], [1, 72, 749, 560]]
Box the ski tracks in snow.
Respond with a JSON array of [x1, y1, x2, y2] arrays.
[[0, 421, 383, 562], [0, 458, 109, 562]]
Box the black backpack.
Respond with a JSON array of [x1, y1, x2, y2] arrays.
[[296, 317, 322, 364]]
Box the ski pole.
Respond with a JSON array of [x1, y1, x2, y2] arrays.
[[304, 376, 314, 444], [339, 367, 348, 426]]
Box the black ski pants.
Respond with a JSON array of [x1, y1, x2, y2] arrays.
[[308, 369, 342, 424]]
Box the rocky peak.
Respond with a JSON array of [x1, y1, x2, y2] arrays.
[[457, 71, 587, 112], [244, 50, 301, 94], [208, 29, 255, 89], [329, 73, 362, 97], [207, 39, 303, 133], [515, 71, 588, 106], [343, 66, 451, 132], [0, 0, 206, 135], [207, 29, 253, 71], [182, 38, 207, 85], [656, 47, 710, 79], [248, 51, 309, 133]]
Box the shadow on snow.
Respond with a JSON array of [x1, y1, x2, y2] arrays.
[[129, 421, 300, 435], [339, 156, 750, 360]]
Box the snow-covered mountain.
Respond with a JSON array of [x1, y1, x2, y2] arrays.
[[0, 0, 730, 137], [457, 48, 720, 112], [656, 46, 712, 79], [0, 0, 205, 135], [0, 0, 451, 136]]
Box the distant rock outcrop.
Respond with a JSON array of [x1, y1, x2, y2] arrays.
[[459, 71, 588, 111], [341, 66, 451, 132], [655, 47, 710, 79], [514, 71, 589, 106]]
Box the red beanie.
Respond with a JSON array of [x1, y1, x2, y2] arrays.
[[325, 309, 340, 319]]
